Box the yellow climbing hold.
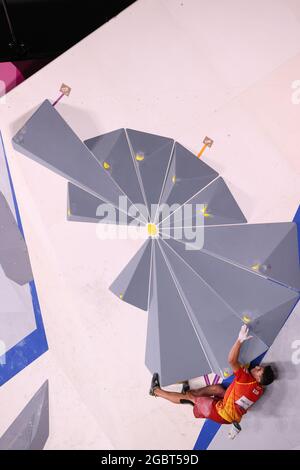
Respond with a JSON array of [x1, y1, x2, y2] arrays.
[[135, 153, 144, 161], [200, 205, 211, 218], [243, 314, 251, 324], [67, 208, 71, 217], [119, 293, 124, 299], [251, 263, 260, 271], [103, 161, 110, 170], [223, 369, 231, 377], [172, 175, 176, 184], [147, 223, 157, 237]]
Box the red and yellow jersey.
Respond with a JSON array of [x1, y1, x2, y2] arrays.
[[215, 367, 263, 423]]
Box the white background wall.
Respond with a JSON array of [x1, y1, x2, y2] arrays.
[[0, 0, 300, 449]]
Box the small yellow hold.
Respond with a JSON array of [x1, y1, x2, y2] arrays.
[[67, 208, 71, 217], [119, 293, 124, 299], [223, 369, 231, 377], [147, 223, 157, 237], [103, 161, 110, 170], [200, 205, 211, 218], [251, 263, 260, 271], [172, 175, 176, 184], [135, 154, 145, 161], [243, 314, 251, 324]]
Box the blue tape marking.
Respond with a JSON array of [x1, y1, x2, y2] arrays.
[[0, 131, 48, 385], [193, 420, 221, 451]]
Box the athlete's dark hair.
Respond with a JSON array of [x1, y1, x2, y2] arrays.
[[260, 365, 275, 386]]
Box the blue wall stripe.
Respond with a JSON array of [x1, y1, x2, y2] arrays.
[[0, 131, 48, 385]]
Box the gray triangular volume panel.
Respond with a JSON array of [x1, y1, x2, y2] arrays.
[[109, 239, 152, 311], [0, 191, 33, 285], [12, 100, 125, 210], [126, 128, 174, 219], [163, 237, 298, 355], [250, 296, 299, 346], [156, 142, 219, 223], [67, 182, 139, 225], [201, 222, 300, 291], [85, 129, 148, 222], [0, 380, 49, 450], [162, 177, 247, 228], [160, 239, 267, 376], [145, 241, 211, 386]]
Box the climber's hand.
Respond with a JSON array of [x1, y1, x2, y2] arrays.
[[238, 324, 253, 343]]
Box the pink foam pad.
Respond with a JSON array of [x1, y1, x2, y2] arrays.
[[0, 62, 24, 96]]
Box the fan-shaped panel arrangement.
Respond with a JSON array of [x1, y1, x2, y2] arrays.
[[12, 100, 300, 385]]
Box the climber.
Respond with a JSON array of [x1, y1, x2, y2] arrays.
[[149, 325, 275, 426]]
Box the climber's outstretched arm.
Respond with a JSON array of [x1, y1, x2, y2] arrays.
[[228, 325, 253, 372]]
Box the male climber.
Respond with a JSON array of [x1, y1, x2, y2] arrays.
[[149, 325, 274, 428]]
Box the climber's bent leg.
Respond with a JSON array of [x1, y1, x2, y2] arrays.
[[154, 388, 196, 405], [190, 384, 226, 398]]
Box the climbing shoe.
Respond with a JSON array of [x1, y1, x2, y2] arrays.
[[181, 381, 190, 394], [149, 373, 160, 396]]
